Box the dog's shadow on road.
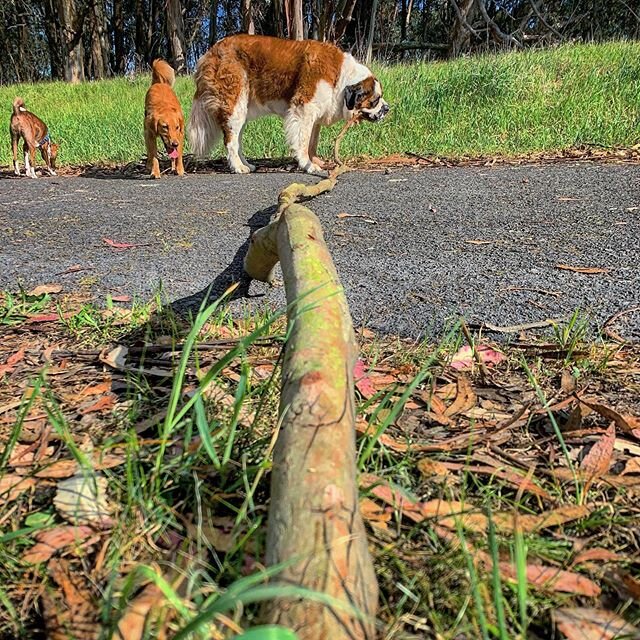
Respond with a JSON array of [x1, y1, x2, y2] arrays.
[[169, 202, 277, 315]]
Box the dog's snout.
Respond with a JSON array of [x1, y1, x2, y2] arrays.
[[380, 103, 389, 117], [170, 141, 179, 148]]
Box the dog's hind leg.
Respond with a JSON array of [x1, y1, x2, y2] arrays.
[[11, 134, 20, 175], [24, 143, 37, 179], [223, 91, 253, 174], [145, 128, 160, 179]]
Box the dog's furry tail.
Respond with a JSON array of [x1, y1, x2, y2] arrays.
[[12, 97, 25, 115], [151, 59, 175, 87], [188, 96, 221, 157]]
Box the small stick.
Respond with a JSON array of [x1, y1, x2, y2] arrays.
[[333, 116, 360, 166], [460, 318, 490, 384]]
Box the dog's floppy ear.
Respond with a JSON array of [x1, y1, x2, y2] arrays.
[[345, 82, 365, 110]]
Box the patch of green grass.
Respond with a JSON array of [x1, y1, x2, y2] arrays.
[[1, 41, 639, 166]]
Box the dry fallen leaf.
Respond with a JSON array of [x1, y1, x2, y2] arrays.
[[553, 607, 639, 640], [450, 344, 505, 370], [114, 583, 165, 640], [555, 264, 610, 275], [580, 422, 616, 490], [360, 497, 392, 531], [23, 525, 95, 564], [27, 283, 63, 296], [0, 347, 26, 377], [572, 547, 625, 566], [0, 474, 36, 501], [42, 558, 99, 639], [354, 359, 376, 398], [99, 345, 128, 370]]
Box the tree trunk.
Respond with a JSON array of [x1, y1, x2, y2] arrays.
[[334, 0, 358, 42], [241, 0, 255, 34], [208, 0, 218, 45], [166, 0, 186, 73], [448, 0, 478, 57], [90, 0, 110, 78], [365, 0, 380, 64], [135, 0, 148, 64], [291, 0, 304, 39], [57, 0, 84, 83], [42, 0, 65, 80], [244, 177, 379, 640], [113, 0, 125, 73]]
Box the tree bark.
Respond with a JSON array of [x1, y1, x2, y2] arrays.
[[208, 0, 218, 45], [365, 0, 380, 64], [244, 177, 379, 640], [166, 0, 186, 72], [291, 0, 304, 39], [57, 0, 85, 83], [135, 0, 148, 64], [112, 0, 125, 74], [42, 0, 65, 80], [241, 0, 255, 34], [89, 0, 110, 78], [448, 0, 478, 57]]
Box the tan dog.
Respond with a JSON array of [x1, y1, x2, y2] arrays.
[[10, 97, 59, 178], [144, 59, 185, 178]]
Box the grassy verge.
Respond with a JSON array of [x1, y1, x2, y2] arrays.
[[1, 286, 639, 638], [1, 41, 639, 167]]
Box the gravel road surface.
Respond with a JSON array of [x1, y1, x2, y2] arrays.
[[1, 162, 639, 339]]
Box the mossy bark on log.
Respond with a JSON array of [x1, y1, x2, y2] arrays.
[[244, 179, 378, 639]]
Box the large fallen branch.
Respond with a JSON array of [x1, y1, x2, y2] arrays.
[[244, 169, 378, 639]]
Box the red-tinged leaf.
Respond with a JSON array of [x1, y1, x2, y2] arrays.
[[78, 381, 112, 398], [572, 547, 625, 566], [450, 344, 505, 370], [0, 347, 25, 376], [102, 238, 138, 249], [79, 394, 115, 415], [553, 607, 639, 640], [22, 525, 95, 564], [580, 422, 616, 488], [359, 473, 425, 522], [499, 562, 601, 596], [27, 283, 63, 296], [110, 294, 131, 302], [555, 264, 611, 275], [26, 311, 74, 324], [354, 359, 376, 398]]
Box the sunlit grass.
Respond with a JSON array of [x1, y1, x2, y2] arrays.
[[1, 41, 639, 166]]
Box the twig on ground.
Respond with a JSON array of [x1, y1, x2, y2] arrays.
[[468, 317, 569, 333], [602, 305, 640, 343], [333, 116, 360, 166]]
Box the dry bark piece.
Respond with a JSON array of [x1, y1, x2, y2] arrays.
[[553, 607, 639, 640]]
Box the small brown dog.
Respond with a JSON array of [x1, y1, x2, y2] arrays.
[[10, 97, 59, 178], [144, 59, 185, 178]]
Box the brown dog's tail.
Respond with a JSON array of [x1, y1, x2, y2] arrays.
[[12, 97, 26, 115], [151, 59, 176, 87]]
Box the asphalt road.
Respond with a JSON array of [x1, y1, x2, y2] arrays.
[[1, 162, 639, 340]]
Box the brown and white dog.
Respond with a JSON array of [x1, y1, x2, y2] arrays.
[[144, 59, 185, 178], [10, 97, 59, 178], [188, 34, 389, 176]]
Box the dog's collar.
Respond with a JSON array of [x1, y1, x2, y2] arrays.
[[36, 133, 50, 148]]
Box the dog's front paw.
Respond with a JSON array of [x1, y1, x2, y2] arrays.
[[245, 162, 256, 173], [231, 163, 251, 174], [48, 169, 57, 176], [29, 169, 38, 179], [14, 168, 20, 176], [305, 163, 329, 177]]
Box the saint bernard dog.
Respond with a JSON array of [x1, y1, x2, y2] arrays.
[[188, 34, 389, 176]]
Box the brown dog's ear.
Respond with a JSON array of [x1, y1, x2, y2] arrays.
[[345, 82, 365, 110]]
